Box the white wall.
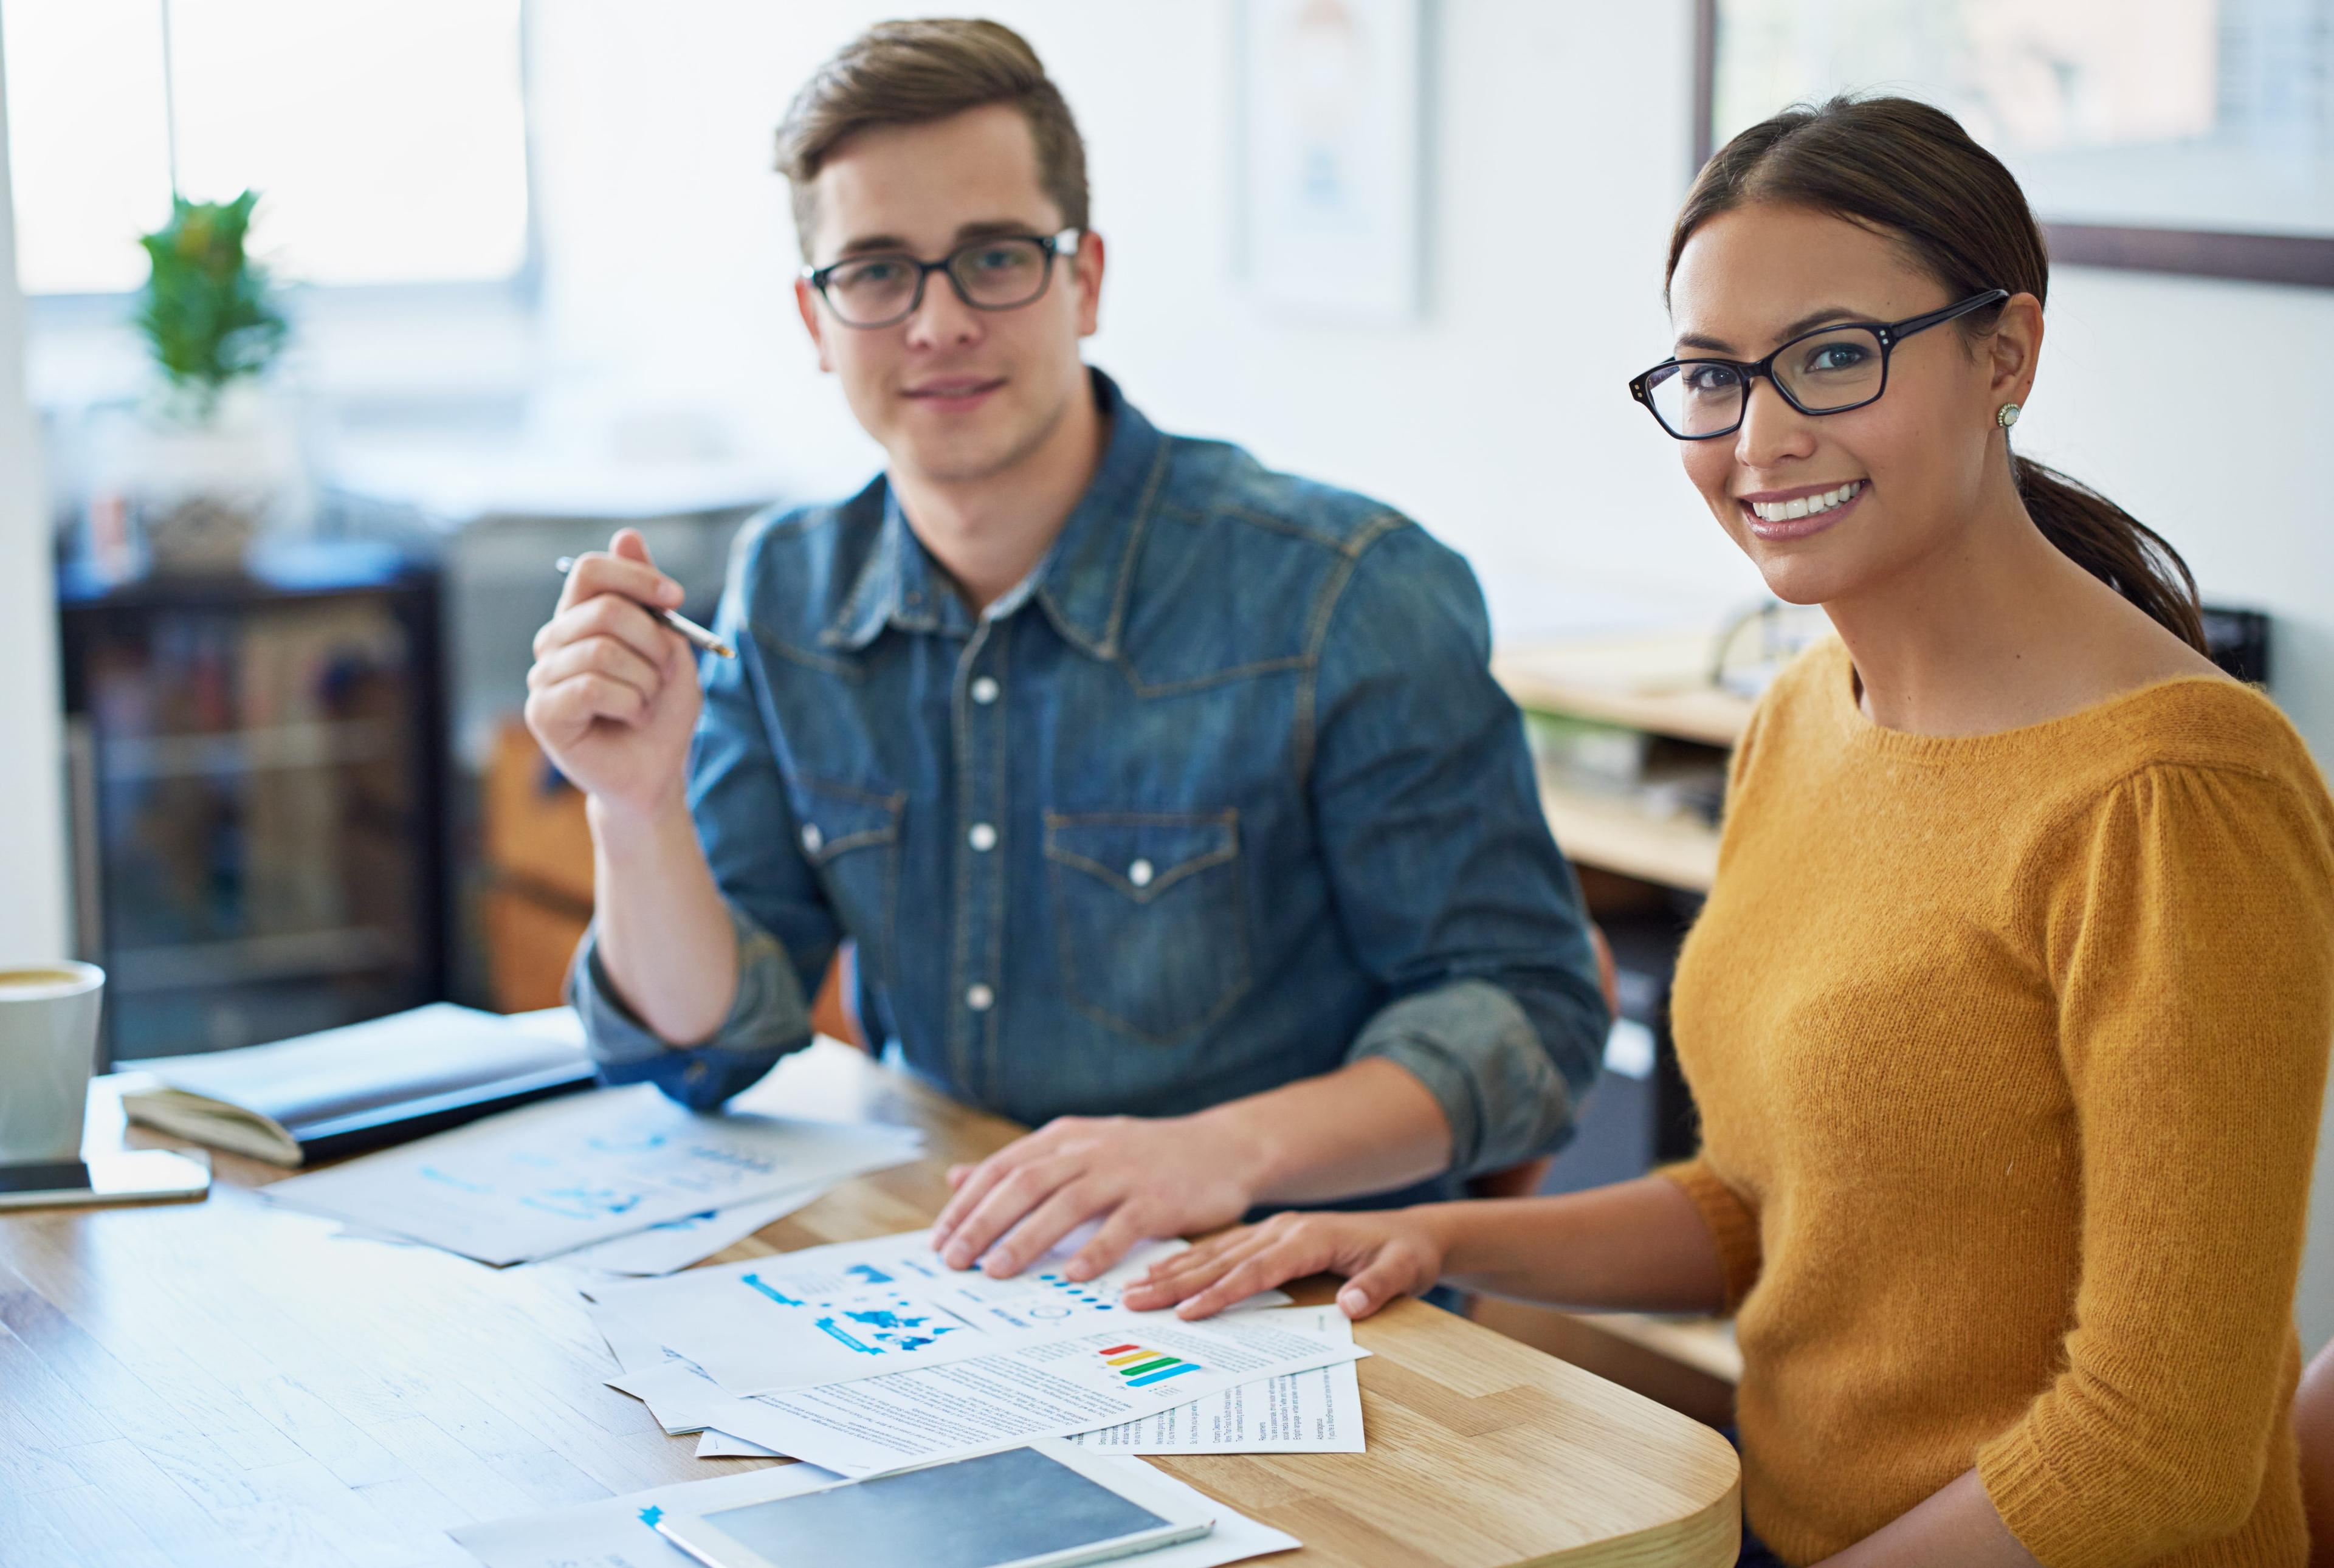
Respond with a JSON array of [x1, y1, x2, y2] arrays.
[[0, 34, 71, 964], [525, 1, 2334, 1346]]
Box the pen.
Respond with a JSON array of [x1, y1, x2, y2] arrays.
[[553, 556, 736, 659]]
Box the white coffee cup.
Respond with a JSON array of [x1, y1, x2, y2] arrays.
[[0, 962, 105, 1164]]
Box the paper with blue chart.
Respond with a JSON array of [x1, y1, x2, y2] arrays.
[[582, 1226, 1355, 1477], [661, 1312, 1368, 1477], [584, 1225, 1212, 1395], [262, 1083, 921, 1265]]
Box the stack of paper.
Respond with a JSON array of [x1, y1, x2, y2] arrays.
[[583, 1226, 1369, 1477], [266, 1082, 923, 1267]]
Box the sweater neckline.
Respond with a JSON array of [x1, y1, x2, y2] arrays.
[[1822, 638, 2237, 764]]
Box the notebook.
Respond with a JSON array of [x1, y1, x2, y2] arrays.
[[122, 1003, 596, 1167]]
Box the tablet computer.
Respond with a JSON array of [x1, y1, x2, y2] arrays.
[[652, 1440, 1214, 1568]]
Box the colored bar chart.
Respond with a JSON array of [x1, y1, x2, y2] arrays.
[[1099, 1343, 1202, 1387]]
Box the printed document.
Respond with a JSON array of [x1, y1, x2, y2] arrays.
[[675, 1313, 1369, 1477], [447, 1449, 1300, 1568], [264, 1084, 920, 1265], [585, 1226, 1204, 1395], [1069, 1305, 1364, 1454], [554, 1178, 839, 1276]]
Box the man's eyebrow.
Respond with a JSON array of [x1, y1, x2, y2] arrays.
[[830, 233, 910, 259], [827, 219, 1050, 261], [1674, 306, 1870, 357], [954, 218, 1048, 241]]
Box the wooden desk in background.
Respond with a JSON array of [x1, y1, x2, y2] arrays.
[[0, 1041, 1740, 1568]]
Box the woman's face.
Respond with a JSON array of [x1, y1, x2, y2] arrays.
[[1665, 204, 2025, 608]]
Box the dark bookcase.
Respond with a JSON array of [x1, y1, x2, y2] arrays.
[[58, 539, 449, 1064]]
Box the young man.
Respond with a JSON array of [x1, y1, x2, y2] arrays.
[[525, 19, 1606, 1285]]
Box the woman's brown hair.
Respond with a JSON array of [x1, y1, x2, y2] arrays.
[[1668, 95, 2207, 652]]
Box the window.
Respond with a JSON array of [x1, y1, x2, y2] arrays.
[[4, 0, 530, 297]]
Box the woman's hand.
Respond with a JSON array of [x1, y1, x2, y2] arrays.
[[1121, 1208, 1448, 1321]]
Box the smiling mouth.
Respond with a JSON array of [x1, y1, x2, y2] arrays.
[[1742, 480, 1864, 523], [904, 377, 1007, 402]]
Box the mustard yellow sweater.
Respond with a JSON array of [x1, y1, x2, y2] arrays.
[[1664, 638, 2334, 1567]]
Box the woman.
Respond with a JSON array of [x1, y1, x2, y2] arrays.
[[1126, 97, 2334, 1567]]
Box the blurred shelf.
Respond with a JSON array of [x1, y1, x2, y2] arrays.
[[1539, 783, 1721, 893], [109, 927, 410, 993], [1495, 633, 1755, 748], [100, 720, 399, 780]]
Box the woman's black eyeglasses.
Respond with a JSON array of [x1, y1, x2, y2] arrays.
[[1627, 289, 2011, 440], [804, 229, 1083, 329]]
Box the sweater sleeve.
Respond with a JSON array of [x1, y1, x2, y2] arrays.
[[1976, 762, 2334, 1567], [1657, 1157, 1763, 1313]]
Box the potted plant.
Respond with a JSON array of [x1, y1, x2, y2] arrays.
[[121, 191, 304, 574]]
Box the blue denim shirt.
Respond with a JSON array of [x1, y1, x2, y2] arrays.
[[571, 371, 1607, 1198]]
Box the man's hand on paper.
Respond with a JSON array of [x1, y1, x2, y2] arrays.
[[930, 1112, 1266, 1282], [523, 528, 703, 820], [1121, 1209, 1449, 1322]]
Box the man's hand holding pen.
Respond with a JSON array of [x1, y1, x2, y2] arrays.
[[524, 528, 709, 824]]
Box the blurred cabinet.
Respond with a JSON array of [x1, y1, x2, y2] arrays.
[[480, 718, 593, 1013], [58, 540, 449, 1062], [478, 720, 860, 1042]]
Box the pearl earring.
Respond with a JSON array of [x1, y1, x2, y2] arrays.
[[1997, 402, 2022, 428]]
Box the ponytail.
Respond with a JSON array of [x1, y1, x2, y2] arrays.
[[2012, 457, 2206, 652], [1669, 95, 2209, 655]]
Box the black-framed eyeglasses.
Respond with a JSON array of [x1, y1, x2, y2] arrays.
[[1627, 288, 2011, 440], [803, 228, 1083, 329]]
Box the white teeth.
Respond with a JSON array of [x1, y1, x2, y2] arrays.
[[1749, 480, 1861, 523]]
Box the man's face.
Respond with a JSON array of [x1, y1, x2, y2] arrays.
[[794, 103, 1103, 488]]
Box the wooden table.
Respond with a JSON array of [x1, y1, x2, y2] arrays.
[[0, 1040, 1739, 1567]]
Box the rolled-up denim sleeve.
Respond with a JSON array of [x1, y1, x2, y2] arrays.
[[1309, 521, 1608, 1176], [564, 518, 836, 1110], [569, 901, 811, 1110]]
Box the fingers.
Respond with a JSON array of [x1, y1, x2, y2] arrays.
[[936, 1155, 1079, 1272], [931, 1145, 1024, 1254], [980, 1181, 1108, 1279], [1123, 1226, 1264, 1301], [1120, 1219, 1322, 1319], [1335, 1253, 1418, 1319], [557, 533, 683, 617], [1061, 1205, 1148, 1283], [536, 590, 675, 670], [523, 671, 649, 741], [1171, 1236, 1317, 1321], [526, 631, 664, 701]]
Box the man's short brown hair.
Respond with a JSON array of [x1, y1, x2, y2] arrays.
[[775, 18, 1089, 260]]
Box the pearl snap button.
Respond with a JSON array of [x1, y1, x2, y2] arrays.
[[800, 824, 823, 854], [1128, 858, 1155, 889], [971, 676, 999, 704], [966, 983, 994, 1012], [968, 823, 997, 852]]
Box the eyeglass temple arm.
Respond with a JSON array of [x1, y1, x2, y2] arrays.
[[1884, 287, 2011, 343]]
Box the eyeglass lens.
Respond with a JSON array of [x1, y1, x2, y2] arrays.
[[1644, 325, 1888, 437], [822, 237, 1055, 326]]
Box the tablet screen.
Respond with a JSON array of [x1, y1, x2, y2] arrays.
[[697, 1446, 1171, 1568]]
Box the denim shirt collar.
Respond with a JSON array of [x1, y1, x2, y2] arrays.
[[821, 370, 1169, 658]]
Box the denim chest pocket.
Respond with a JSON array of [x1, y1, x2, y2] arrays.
[[1044, 810, 1251, 1045], [788, 774, 904, 987]]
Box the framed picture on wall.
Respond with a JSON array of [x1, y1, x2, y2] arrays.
[[1693, 0, 2334, 289], [1238, 0, 1426, 321]]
